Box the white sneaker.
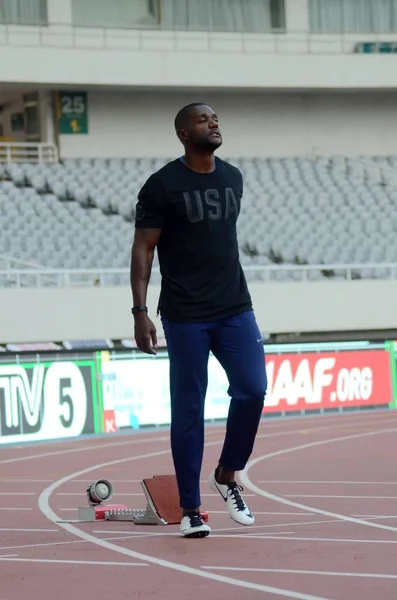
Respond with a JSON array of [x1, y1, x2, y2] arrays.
[[209, 469, 254, 526], [180, 512, 211, 538]]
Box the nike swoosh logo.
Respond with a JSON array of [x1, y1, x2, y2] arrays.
[[213, 479, 228, 501]]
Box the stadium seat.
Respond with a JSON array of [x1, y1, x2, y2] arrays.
[[1, 154, 396, 284]]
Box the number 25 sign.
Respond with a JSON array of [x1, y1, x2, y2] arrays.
[[57, 91, 88, 134]]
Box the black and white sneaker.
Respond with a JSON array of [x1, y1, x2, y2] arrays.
[[180, 512, 211, 538], [209, 469, 254, 526]]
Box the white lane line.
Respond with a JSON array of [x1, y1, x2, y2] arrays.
[[257, 481, 397, 485], [0, 479, 53, 483], [0, 536, 166, 552], [39, 446, 332, 599], [72, 479, 142, 483], [0, 540, 89, 551], [92, 529, 295, 537], [0, 531, 297, 552], [56, 508, 317, 515], [0, 554, 18, 558], [35, 415, 395, 600], [3, 410, 387, 466], [0, 528, 58, 533], [0, 557, 148, 567], [0, 508, 32, 511], [107, 532, 298, 540], [212, 519, 340, 533], [204, 493, 255, 496], [353, 515, 397, 519], [0, 435, 169, 465], [201, 566, 397, 580], [72, 479, 212, 484], [2, 527, 396, 550], [0, 492, 35, 496], [56, 492, 255, 497], [285, 495, 397, 500], [209, 535, 397, 545], [354, 517, 397, 522], [188, 511, 318, 516], [56, 492, 144, 496], [241, 426, 397, 535]]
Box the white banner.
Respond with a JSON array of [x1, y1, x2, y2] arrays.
[[100, 355, 231, 428]]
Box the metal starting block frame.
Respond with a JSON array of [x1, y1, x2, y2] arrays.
[[77, 475, 181, 526], [107, 477, 174, 525]]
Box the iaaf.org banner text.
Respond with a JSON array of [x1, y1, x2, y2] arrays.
[[264, 349, 392, 412]]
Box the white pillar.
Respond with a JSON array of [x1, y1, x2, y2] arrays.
[[47, 0, 73, 25], [285, 0, 310, 33], [38, 90, 56, 146]]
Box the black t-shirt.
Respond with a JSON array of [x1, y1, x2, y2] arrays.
[[134, 156, 252, 322]]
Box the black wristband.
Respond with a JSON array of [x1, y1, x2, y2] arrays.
[[131, 305, 148, 315]]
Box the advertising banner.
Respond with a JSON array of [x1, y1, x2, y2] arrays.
[[99, 353, 231, 432], [98, 347, 393, 432], [0, 360, 96, 444], [264, 349, 392, 413], [0, 345, 393, 443]]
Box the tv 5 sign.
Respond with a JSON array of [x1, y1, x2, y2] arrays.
[[0, 361, 95, 443]]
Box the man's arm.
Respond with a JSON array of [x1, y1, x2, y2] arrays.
[[131, 175, 164, 354], [130, 228, 161, 307], [130, 228, 162, 355]]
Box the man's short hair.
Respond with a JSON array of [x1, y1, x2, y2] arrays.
[[174, 103, 207, 131]]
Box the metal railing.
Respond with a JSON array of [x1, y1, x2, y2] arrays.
[[1, 22, 397, 54], [0, 253, 49, 270], [0, 142, 59, 164], [1, 264, 397, 289], [311, 147, 397, 186]]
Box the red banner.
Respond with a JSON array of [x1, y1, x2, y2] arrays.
[[263, 349, 391, 412]]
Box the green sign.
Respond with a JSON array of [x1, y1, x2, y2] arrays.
[[57, 91, 88, 134]]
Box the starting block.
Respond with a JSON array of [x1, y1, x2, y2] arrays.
[[77, 475, 209, 526]]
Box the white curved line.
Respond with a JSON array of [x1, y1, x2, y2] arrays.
[[0, 435, 169, 465], [33, 414, 396, 598], [3, 410, 390, 465], [38, 440, 328, 599], [201, 566, 397, 580], [240, 426, 397, 533]]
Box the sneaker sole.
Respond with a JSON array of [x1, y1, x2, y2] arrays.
[[182, 529, 211, 538], [229, 513, 255, 526]]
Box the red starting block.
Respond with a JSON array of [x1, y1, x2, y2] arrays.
[[78, 504, 128, 521]]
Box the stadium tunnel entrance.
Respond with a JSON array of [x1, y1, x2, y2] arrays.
[[0, 86, 57, 148]]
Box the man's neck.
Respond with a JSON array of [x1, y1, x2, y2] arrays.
[[182, 152, 216, 173]]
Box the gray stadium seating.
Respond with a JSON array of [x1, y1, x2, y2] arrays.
[[1, 154, 397, 285]]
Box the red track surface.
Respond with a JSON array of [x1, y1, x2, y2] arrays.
[[1, 410, 397, 600]]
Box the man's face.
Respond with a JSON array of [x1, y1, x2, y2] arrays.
[[181, 105, 222, 151]]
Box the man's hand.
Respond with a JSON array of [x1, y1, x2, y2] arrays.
[[134, 312, 158, 355]]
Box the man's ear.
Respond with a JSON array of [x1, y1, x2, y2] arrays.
[[176, 128, 188, 144]]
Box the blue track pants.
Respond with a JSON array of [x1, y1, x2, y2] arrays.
[[162, 310, 267, 509]]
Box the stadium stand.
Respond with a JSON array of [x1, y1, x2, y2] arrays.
[[1, 154, 397, 286]]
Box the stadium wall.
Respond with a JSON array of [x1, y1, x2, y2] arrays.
[[58, 90, 397, 159], [1, 0, 397, 92], [1, 279, 397, 344], [1, 37, 397, 90]]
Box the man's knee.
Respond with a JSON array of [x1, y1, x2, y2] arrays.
[[230, 375, 267, 404]]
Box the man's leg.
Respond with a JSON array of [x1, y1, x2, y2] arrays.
[[208, 310, 267, 525], [162, 318, 212, 528]]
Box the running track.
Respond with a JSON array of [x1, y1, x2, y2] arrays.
[[1, 410, 397, 600]]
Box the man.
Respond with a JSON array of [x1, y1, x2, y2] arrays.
[[130, 102, 267, 539]]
